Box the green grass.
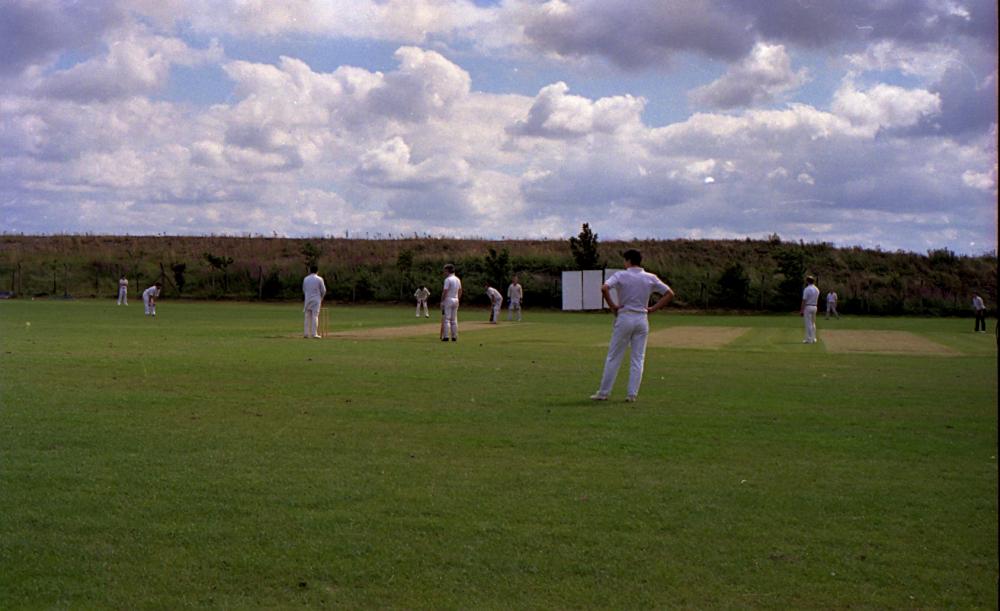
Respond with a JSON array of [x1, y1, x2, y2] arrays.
[[1, 300, 996, 608]]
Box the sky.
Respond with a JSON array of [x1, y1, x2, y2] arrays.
[[1, 0, 997, 254]]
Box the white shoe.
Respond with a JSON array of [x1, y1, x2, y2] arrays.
[[312, 334, 322, 339], [625, 395, 637, 403], [590, 393, 608, 401]]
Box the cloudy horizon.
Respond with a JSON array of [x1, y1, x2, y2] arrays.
[[1, 0, 997, 254]]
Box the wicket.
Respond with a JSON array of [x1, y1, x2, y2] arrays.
[[319, 307, 329, 338]]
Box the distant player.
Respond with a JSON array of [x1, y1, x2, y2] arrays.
[[825, 290, 839, 319], [507, 276, 523, 321], [972, 292, 986, 333], [117, 274, 129, 305], [142, 282, 162, 316], [302, 265, 327, 339], [414, 286, 430, 318], [801, 276, 820, 344], [440, 264, 462, 341], [485, 282, 503, 324], [591, 249, 674, 403]]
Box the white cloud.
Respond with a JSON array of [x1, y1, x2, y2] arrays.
[[691, 42, 809, 109], [32, 29, 221, 101], [507, 82, 645, 139], [141, 0, 493, 43], [355, 136, 471, 189], [369, 47, 472, 121], [962, 165, 997, 191], [831, 81, 942, 132], [846, 41, 965, 82]]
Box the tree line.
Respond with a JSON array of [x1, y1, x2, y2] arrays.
[[0, 231, 995, 316]]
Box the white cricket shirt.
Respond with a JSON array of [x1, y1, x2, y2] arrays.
[[604, 267, 670, 314], [507, 283, 522, 302], [302, 273, 327, 308], [802, 284, 820, 307], [486, 286, 502, 304], [442, 274, 461, 301]]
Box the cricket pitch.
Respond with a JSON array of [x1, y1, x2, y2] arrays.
[[821, 330, 959, 356], [329, 320, 507, 340], [645, 326, 751, 349]]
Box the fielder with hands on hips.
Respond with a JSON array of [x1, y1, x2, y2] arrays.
[[591, 249, 674, 403]]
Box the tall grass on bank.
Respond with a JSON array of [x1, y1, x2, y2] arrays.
[[1, 234, 995, 315]]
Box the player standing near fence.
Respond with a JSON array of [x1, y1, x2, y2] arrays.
[[972, 292, 987, 333], [825, 290, 839, 319], [117, 274, 129, 305], [414, 286, 430, 318], [507, 276, 523, 321]]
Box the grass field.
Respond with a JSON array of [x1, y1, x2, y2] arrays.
[[1, 300, 996, 608]]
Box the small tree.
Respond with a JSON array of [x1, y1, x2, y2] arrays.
[[569, 223, 601, 269], [484, 247, 512, 288], [717, 262, 750, 308], [203, 252, 234, 293], [300, 242, 322, 269], [774, 247, 806, 310], [396, 249, 414, 299]]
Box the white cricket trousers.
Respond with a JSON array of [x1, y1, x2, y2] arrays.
[[803, 305, 818, 342], [416, 299, 428, 317], [143, 296, 155, 316], [508, 300, 521, 321], [490, 301, 501, 323], [304, 305, 321, 337], [117, 287, 128, 305], [442, 298, 459, 339], [598, 312, 650, 398]]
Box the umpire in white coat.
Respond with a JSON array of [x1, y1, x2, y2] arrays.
[[302, 265, 327, 338], [591, 249, 674, 403]]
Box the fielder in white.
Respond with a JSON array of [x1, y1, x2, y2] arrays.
[[972, 292, 987, 332], [507, 276, 523, 321], [142, 282, 162, 316], [440, 264, 462, 341], [825, 290, 839, 319], [801, 276, 820, 344], [485, 282, 503, 323], [591, 249, 674, 403], [414, 286, 431, 318], [117, 274, 129, 305], [302, 265, 327, 339]]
